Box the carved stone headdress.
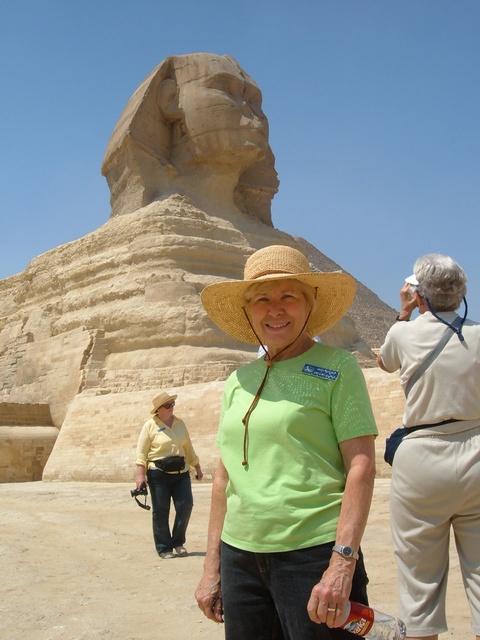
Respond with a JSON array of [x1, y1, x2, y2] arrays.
[[101, 53, 279, 221]]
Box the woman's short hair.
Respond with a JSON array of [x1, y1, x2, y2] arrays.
[[414, 253, 467, 311]]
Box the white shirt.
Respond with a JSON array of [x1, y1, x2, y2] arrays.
[[379, 311, 480, 427]]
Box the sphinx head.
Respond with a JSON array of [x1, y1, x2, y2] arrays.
[[102, 53, 279, 223]]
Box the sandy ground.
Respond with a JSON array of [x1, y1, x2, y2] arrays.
[[0, 479, 472, 640]]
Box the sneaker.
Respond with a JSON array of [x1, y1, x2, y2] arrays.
[[159, 551, 175, 559], [175, 546, 188, 557]]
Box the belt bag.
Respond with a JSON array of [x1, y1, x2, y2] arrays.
[[384, 427, 409, 466], [154, 456, 185, 473], [384, 420, 460, 466]]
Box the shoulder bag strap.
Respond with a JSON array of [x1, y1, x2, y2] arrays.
[[404, 316, 463, 398]]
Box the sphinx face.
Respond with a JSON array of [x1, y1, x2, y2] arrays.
[[174, 55, 269, 167], [103, 53, 276, 217]]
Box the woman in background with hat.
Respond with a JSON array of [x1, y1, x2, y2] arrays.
[[135, 390, 203, 559], [195, 245, 377, 639]]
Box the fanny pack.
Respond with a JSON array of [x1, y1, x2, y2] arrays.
[[153, 456, 185, 473], [384, 419, 460, 466], [384, 427, 409, 466]]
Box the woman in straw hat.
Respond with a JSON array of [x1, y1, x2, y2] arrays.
[[195, 245, 377, 638], [135, 390, 203, 559]]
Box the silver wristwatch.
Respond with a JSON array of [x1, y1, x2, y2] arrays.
[[332, 545, 359, 560]]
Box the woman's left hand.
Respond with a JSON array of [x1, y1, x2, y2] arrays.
[[306, 554, 355, 627], [307, 435, 375, 627], [195, 570, 223, 623]]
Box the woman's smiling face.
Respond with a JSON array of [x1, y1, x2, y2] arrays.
[[247, 279, 312, 351]]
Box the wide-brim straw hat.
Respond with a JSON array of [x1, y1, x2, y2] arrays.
[[150, 391, 178, 414], [200, 245, 356, 344]]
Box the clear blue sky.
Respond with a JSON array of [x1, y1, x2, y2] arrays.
[[1, 1, 479, 321]]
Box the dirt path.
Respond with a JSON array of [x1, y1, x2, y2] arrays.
[[0, 480, 471, 639]]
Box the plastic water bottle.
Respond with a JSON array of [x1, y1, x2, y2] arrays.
[[339, 600, 406, 639]]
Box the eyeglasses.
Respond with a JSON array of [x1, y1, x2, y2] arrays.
[[161, 402, 175, 410]]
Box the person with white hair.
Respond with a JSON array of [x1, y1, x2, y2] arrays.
[[378, 253, 480, 640]]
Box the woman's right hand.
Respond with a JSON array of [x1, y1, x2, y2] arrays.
[[195, 571, 224, 623], [195, 460, 228, 624], [398, 282, 418, 319], [135, 475, 147, 490], [135, 463, 147, 490]]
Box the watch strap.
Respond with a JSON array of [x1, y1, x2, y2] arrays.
[[332, 544, 359, 560]]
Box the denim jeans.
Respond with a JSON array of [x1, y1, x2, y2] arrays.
[[220, 541, 369, 640], [147, 468, 193, 554]]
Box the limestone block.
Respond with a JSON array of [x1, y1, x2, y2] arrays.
[[363, 368, 404, 478], [43, 381, 226, 482], [42, 368, 403, 482], [0, 328, 92, 426], [0, 426, 59, 482], [0, 403, 58, 482], [0, 402, 53, 426]]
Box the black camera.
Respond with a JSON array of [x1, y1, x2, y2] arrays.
[[130, 482, 150, 510], [130, 484, 148, 498]]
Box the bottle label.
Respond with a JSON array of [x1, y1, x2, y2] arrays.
[[340, 601, 375, 636]]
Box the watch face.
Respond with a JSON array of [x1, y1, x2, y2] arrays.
[[343, 546, 353, 557]]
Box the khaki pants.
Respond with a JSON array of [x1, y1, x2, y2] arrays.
[[390, 424, 480, 636]]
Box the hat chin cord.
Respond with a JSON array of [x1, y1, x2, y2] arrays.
[[242, 286, 318, 366], [240, 291, 317, 467]]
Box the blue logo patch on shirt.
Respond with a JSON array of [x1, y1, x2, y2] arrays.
[[157, 427, 166, 432], [301, 364, 339, 381]]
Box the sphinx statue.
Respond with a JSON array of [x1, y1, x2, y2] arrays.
[[102, 53, 279, 225], [0, 53, 392, 482], [0, 53, 294, 433]]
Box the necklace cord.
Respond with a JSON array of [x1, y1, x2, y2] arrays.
[[240, 290, 317, 466]]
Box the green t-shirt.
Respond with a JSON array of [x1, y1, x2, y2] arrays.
[[218, 343, 378, 552]]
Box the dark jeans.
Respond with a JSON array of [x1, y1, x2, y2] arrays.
[[220, 541, 369, 640], [147, 468, 193, 554]]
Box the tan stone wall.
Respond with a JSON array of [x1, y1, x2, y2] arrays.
[[0, 369, 405, 484], [99, 362, 240, 393], [0, 328, 92, 427], [42, 382, 226, 483], [363, 368, 405, 478], [0, 402, 58, 482], [0, 402, 53, 426], [42, 369, 404, 483], [0, 426, 60, 482]]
